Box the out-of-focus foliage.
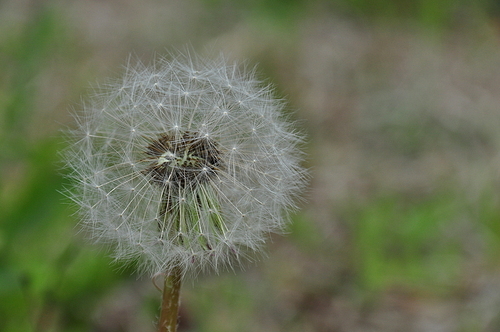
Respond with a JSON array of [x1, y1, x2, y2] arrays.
[[0, 7, 126, 332]]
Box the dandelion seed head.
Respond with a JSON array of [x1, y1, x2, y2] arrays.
[[65, 52, 307, 276]]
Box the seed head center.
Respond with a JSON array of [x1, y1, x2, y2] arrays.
[[143, 132, 221, 187]]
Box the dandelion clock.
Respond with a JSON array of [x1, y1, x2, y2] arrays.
[[65, 52, 307, 331]]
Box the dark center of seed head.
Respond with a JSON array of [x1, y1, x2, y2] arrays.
[[143, 132, 222, 187]]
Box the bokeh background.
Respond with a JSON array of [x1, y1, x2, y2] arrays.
[[2, 0, 500, 331]]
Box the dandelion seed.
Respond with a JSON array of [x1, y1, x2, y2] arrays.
[[64, 51, 307, 331]]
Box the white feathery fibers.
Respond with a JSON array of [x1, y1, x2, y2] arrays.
[[65, 53, 307, 276]]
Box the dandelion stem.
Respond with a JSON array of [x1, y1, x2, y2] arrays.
[[158, 266, 183, 332]]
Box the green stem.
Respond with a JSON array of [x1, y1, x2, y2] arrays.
[[158, 266, 183, 332]]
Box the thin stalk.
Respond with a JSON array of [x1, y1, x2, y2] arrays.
[[158, 266, 183, 332]]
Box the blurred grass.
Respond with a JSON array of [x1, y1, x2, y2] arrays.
[[348, 191, 462, 293], [0, 6, 125, 332], [1, 0, 500, 331]]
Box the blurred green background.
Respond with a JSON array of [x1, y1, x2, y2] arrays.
[[2, 0, 500, 331]]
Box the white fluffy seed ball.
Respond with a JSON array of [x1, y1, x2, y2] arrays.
[[65, 53, 307, 276]]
